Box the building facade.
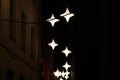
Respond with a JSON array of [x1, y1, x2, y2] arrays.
[[0, 0, 41, 80]]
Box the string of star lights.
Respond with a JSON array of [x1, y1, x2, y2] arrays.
[[46, 7, 75, 80]]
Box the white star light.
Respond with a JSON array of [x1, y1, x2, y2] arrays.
[[48, 39, 58, 50], [46, 14, 60, 27], [59, 78, 63, 80], [65, 75, 69, 80], [65, 71, 70, 77], [54, 69, 61, 78], [60, 8, 74, 22], [62, 47, 72, 57], [61, 71, 66, 78], [62, 62, 71, 71]]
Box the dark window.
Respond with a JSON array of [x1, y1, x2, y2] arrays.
[[0, 0, 1, 29], [21, 11, 26, 52], [40, 64, 43, 80], [19, 75, 25, 80], [9, 0, 16, 41], [32, 0, 36, 6], [7, 69, 14, 80], [31, 27, 35, 60]]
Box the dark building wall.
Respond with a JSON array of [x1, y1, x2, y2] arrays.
[[0, 0, 40, 80]]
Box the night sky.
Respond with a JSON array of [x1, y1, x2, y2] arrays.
[[41, 0, 107, 80]]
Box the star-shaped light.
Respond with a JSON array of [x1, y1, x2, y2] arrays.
[[60, 8, 74, 22], [62, 62, 71, 71], [62, 47, 72, 57], [54, 69, 61, 78], [65, 71, 70, 80], [65, 75, 69, 80], [46, 14, 60, 27], [48, 39, 58, 50], [65, 71, 70, 77], [59, 78, 63, 80], [61, 71, 66, 78]]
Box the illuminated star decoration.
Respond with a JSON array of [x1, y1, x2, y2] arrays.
[[46, 14, 60, 27], [54, 69, 61, 78], [64, 71, 70, 80], [61, 71, 66, 78], [60, 7, 74, 22], [48, 39, 58, 50], [62, 62, 71, 71], [62, 47, 72, 57], [65, 74, 69, 80], [59, 78, 63, 80]]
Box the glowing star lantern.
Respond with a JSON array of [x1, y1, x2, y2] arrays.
[[60, 8, 74, 22], [46, 14, 60, 27], [64, 71, 70, 80], [48, 39, 58, 50], [65, 71, 70, 77], [65, 75, 69, 80], [54, 69, 61, 78], [62, 62, 71, 71], [62, 47, 72, 57], [59, 78, 63, 80], [61, 71, 66, 78]]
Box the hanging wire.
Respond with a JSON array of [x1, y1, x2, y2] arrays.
[[0, 18, 40, 24]]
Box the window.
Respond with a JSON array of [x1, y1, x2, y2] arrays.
[[21, 11, 26, 52], [32, 0, 36, 6], [19, 75, 25, 80], [7, 69, 14, 80], [31, 27, 35, 60], [9, 0, 16, 41], [0, 0, 1, 29], [40, 64, 43, 80]]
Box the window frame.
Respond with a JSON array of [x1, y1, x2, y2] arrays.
[[31, 26, 35, 60], [21, 11, 26, 52], [7, 69, 14, 80], [9, 0, 16, 42]]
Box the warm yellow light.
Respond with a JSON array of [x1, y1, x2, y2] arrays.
[[48, 39, 58, 50], [46, 14, 60, 27], [60, 8, 74, 22], [62, 47, 72, 57], [62, 62, 71, 71]]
